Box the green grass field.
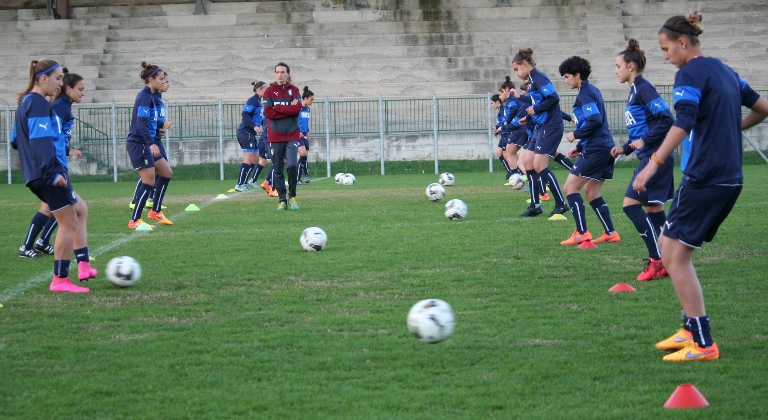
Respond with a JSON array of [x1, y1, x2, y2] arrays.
[[1, 164, 767, 418]]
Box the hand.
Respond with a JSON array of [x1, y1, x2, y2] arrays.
[[494, 127, 501, 135], [150, 144, 160, 158], [254, 126, 263, 135], [632, 161, 659, 192], [518, 116, 527, 126], [526, 106, 535, 116], [164, 121, 173, 129], [158, 128, 166, 136], [610, 146, 622, 158], [630, 139, 645, 150], [68, 148, 83, 157], [292, 99, 300, 105], [567, 147, 580, 158], [53, 174, 66, 187], [565, 132, 576, 143]]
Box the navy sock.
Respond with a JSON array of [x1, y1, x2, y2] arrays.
[[237, 163, 250, 186], [74, 247, 90, 263], [54, 259, 71, 278], [647, 211, 667, 236], [527, 170, 540, 207], [299, 156, 308, 178], [685, 315, 713, 348], [567, 193, 587, 234], [499, 156, 511, 173], [24, 212, 49, 250], [39, 217, 58, 246], [130, 178, 142, 205], [249, 164, 264, 183], [554, 153, 574, 170], [589, 196, 615, 234], [131, 183, 154, 221], [623, 205, 660, 259], [540, 167, 565, 207], [153, 176, 171, 212]]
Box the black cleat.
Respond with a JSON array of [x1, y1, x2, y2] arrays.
[[519, 206, 543, 217], [19, 246, 44, 258], [548, 206, 569, 218]]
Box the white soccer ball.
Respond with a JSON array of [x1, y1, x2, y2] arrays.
[[300, 227, 328, 252], [106, 256, 142, 287], [341, 173, 356, 185], [426, 183, 446, 201], [438, 172, 455, 186], [334, 173, 345, 184], [444, 198, 468, 220], [508, 173, 525, 190], [407, 299, 456, 343]]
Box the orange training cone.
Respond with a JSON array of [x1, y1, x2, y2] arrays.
[[664, 384, 710, 409], [608, 283, 636, 293], [578, 240, 597, 249]]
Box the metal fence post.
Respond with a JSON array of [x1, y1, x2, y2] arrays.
[[218, 100, 224, 181], [379, 95, 385, 175], [487, 92, 493, 172], [6, 105, 11, 184], [112, 103, 118, 182], [324, 96, 331, 178], [433, 94, 439, 174]]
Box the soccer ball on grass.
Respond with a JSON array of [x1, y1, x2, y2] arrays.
[[300, 227, 328, 252], [407, 299, 455, 343], [508, 173, 525, 190], [426, 183, 446, 201], [106, 256, 142, 287], [444, 198, 467, 220], [438, 172, 455, 186]]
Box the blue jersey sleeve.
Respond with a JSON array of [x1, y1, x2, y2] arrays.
[[24, 95, 67, 183], [299, 106, 311, 134], [132, 89, 156, 144], [572, 89, 602, 139]]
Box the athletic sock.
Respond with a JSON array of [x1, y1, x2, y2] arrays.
[[131, 183, 154, 221], [684, 315, 713, 348], [567, 193, 587, 234], [647, 211, 667, 236], [554, 153, 574, 170], [130, 178, 142, 205], [74, 247, 90, 263], [624, 205, 660, 259], [589, 196, 615, 234], [237, 163, 250, 186], [498, 156, 511, 173], [24, 212, 49, 250], [527, 169, 540, 207], [249, 164, 264, 184], [153, 176, 171, 212], [298, 156, 308, 178], [39, 217, 58, 246], [540, 167, 565, 207], [54, 259, 71, 278]]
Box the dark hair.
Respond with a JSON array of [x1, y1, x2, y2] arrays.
[[512, 48, 535, 67], [617, 39, 646, 73], [275, 62, 290, 74], [659, 11, 703, 46], [302, 86, 314, 99], [53, 67, 84, 101], [252, 81, 266, 92], [519, 81, 529, 92], [18, 58, 59, 104], [491, 94, 502, 103], [500, 76, 515, 91], [140, 61, 163, 83], [558, 56, 592, 80]]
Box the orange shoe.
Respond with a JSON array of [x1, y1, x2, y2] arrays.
[[128, 219, 145, 229], [637, 258, 665, 281], [540, 193, 550, 201], [663, 342, 719, 362], [148, 210, 173, 225], [268, 188, 279, 197], [593, 230, 620, 243], [655, 328, 693, 351], [560, 230, 592, 246], [260, 181, 271, 192]]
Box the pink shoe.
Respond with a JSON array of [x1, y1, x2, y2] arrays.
[[78, 261, 98, 282], [50, 275, 90, 293]]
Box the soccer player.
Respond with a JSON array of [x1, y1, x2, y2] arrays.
[[500, 77, 527, 182], [145, 71, 174, 223], [557, 56, 619, 246], [611, 39, 675, 280], [512, 48, 567, 218], [235, 81, 267, 192], [126, 61, 165, 229], [634, 11, 768, 362], [12, 59, 95, 292], [262, 62, 303, 211], [492, 90, 512, 177], [297, 86, 314, 184]]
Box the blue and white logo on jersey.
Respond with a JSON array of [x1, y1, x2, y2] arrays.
[[673, 86, 701, 105], [138, 106, 151, 117]]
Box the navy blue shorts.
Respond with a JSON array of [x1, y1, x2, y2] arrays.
[[497, 135, 507, 150], [28, 174, 77, 212], [571, 147, 614, 180], [257, 135, 270, 159], [237, 129, 257, 152], [299, 137, 310, 151], [663, 183, 742, 248], [507, 130, 527, 148], [625, 154, 675, 205], [534, 123, 564, 157], [127, 141, 155, 170], [154, 139, 168, 161]]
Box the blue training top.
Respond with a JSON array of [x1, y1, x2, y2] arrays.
[[673, 56, 760, 186], [238, 94, 263, 133], [126, 86, 158, 145], [502, 96, 528, 136], [621, 74, 674, 158], [52, 95, 74, 156], [519, 68, 563, 128], [153, 90, 165, 143], [299, 105, 311, 136], [12, 92, 68, 185], [571, 80, 615, 152]]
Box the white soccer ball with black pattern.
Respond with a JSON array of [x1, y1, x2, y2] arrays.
[[508, 173, 525, 190], [407, 299, 455, 343], [426, 183, 445, 201], [341, 173, 356, 185], [300, 227, 328, 252], [106, 256, 142, 287], [438, 172, 455, 186], [334, 173, 345, 184], [444, 198, 467, 220]]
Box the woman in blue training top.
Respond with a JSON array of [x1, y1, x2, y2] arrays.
[[634, 11, 768, 362], [558, 56, 619, 247], [297, 86, 315, 184], [126, 61, 165, 229], [611, 39, 675, 281], [512, 48, 568, 218], [235, 81, 267, 192], [499, 77, 526, 182], [12, 59, 95, 293]]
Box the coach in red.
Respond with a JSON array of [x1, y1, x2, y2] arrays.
[[262, 62, 303, 211]]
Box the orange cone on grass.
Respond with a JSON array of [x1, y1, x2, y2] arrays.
[[608, 283, 636, 293], [663, 384, 709, 409]]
